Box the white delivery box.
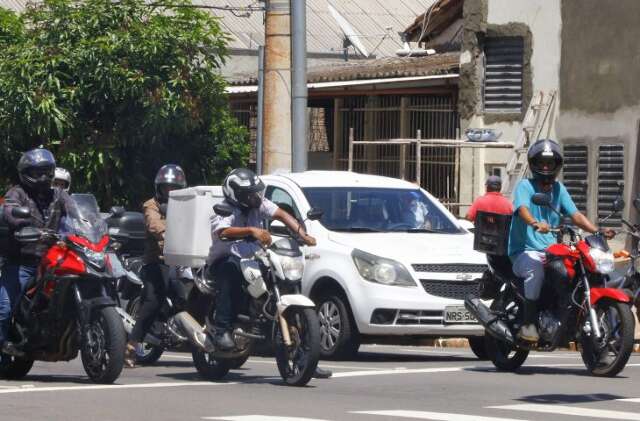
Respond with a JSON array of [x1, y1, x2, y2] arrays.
[[163, 186, 224, 268]]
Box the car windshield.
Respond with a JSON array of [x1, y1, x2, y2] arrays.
[[66, 193, 108, 243], [303, 188, 463, 234]]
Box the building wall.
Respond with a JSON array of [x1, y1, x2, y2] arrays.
[[558, 0, 640, 232]]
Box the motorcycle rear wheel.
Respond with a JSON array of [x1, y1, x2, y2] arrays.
[[580, 298, 634, 377], [273, 307, 320, 387], [126, 296, 164, 365], [484, 299, 528, 371], [81, 306, 126, 384], [192, 349, 231, 380], [0, 354, 33, 380]]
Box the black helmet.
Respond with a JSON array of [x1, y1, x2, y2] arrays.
[[222, 168, 265, 210], [154, 164, 187, 203], [527, 139, 563, 183], [18, 148, 56, 192]]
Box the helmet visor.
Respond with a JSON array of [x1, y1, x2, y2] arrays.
[[531, 155, 560, 175]]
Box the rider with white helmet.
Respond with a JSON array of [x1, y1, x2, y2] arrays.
[[52, 167, 71, 192]]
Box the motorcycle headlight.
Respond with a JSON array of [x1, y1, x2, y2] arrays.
[[351, 249, 416, 287], [84, 248, 106, 269], [589, 248, 615, 274], [281, 255, 305, 281]]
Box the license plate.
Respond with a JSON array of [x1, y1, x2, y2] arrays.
[[444, 305, 477, 324]]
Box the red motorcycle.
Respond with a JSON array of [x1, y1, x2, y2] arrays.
[[466, 193, 635, 377], [1, 195, 126, 383]]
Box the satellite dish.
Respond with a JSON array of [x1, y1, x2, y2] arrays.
[[328, 4, 369, 58]]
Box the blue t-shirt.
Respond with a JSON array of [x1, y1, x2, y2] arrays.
[[508, 179, 579, 256]]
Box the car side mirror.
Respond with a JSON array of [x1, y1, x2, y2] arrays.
[[531, 193, 551, 207], [213, 203, 233, 217], [110, 206, 125, 218], [269, 220, 290, 236], [11, 207, 31, 219], [307, 208, 323, 221]]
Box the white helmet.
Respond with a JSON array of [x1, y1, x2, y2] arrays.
[[53, 167, 71, 191]]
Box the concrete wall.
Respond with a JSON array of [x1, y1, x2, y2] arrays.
[[459, 0, 562, 144], [558, 0, 640, 233]]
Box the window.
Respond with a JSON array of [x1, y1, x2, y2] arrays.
[[562, 144, 589, 214], [265, 186, 302, 221], [597, 144, 624, 227], [484, 37, 524, 113]]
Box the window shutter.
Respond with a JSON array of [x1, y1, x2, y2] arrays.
[[563, 144, 588, 214], [597, 144, 624, 227], [484, 37, 524, 113]]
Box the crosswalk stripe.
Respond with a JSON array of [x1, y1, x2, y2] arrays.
[[618, 398, 640, 403], [351, 410, 528, 421], [203, 416, 330, 421], [332, 366, 464, 378], [490, 404, 640, 420]]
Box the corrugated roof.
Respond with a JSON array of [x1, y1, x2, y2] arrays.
[[1, 0, 436, 55], [230, 51, 459, 85]]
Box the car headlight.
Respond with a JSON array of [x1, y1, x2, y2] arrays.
[[84, 248, 106, 269], [589, 248, 615, 274], [351, 249, 416, 287], [281, 255, 305, 281]]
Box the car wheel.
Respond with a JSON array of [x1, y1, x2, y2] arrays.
[[317, 293, 360, 360], [467, 336, 488, 360]]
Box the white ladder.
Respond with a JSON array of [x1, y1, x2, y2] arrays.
[[502, 90, 557, 197]]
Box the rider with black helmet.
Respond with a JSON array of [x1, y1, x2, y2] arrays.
[[0, 148, 72, 355], [208, 168, 317, 350], [125, 164, 187, 367], [508, 139, 614, 342]]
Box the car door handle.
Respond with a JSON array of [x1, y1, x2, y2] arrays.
[[305, 253, 320, 260]]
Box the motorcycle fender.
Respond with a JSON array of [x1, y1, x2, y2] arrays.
[[277, 294, 315, 314], [590, 287, 631, 305]]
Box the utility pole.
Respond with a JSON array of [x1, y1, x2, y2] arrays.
[[256, 46, 265, 175], [262, 0, 292, 174], [291, 0, 307, 172]]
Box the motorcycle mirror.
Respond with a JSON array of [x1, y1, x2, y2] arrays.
[[213, 203, 233, 217], [612, 196, 625, 213], [14, 226, 41, 243], [110, 206, 125, 218], [531, 193, 551, 207], [634, 197, 640, 211], [11, 207, 31, 219], [306, 208, 324, 221]]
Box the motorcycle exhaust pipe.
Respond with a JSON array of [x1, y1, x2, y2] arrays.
[[171, 311, 215, 353], [464, 297, 514, 345]]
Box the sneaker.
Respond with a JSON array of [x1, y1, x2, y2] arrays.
[[214, 330, 235, 351], [1, 341, 25, 358], [518, 324, 539, 343], [124, 343, 137, 368]]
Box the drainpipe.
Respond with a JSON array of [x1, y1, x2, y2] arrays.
[[263, 0, 292, 174], [256, 46, 265, 175], [291, 0, 307, 172]]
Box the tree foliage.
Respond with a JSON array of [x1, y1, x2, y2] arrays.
[[0, 0, 249, 207]]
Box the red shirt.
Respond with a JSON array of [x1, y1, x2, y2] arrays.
[[466, 192, 513, 222]]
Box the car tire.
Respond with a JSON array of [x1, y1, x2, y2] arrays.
[[467, 336, 488, 360], [316, 293, 360, 360]]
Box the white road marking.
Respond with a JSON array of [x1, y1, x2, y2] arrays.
[[161, 353, 384, 370], [490, 404, 640, 420], [332, 366, 464, 378], [617, 398, 640, 403], [0, 381, 235, 395], [203, 416, 330, 421], [351, 410, 527, 421]]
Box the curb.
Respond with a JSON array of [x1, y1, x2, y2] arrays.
[[430, 338, 640, 353]]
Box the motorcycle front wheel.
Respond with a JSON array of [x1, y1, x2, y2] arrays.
[[81, 306, 126, 384], [273, 307, 320, 387], [580, 298, 634, 377]]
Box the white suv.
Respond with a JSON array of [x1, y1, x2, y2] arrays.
[[261, 171, 488, 359]]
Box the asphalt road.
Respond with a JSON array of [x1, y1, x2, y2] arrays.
[[1, 345, 640, 421]]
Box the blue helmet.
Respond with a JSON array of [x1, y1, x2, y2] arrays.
[[17, 148, 56, 192]]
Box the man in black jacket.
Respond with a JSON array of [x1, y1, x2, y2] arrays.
[[0, 148, 72, 355]]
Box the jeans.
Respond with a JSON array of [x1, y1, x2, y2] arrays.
[[211, 256, 246, 330], [0, 264, 37, 346], [512, 251, 546, 301]]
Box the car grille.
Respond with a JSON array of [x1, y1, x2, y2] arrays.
[[412, 263, 488, 273], [420, 279, 480, 300]]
